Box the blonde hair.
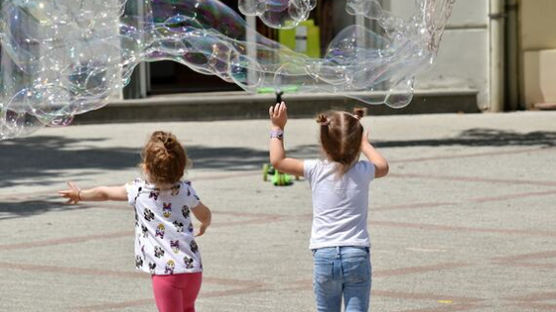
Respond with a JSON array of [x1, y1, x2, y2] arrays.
[[316, 108, 365, 175], [141, 131, 187, 185]]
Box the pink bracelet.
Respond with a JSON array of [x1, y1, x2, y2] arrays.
[[270, 129, 284, 139]]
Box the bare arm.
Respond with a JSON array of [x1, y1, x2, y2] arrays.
[[58, 182, 127, 204], [191, 202, 212, 237], [361, 131, 389, 178], [268, 102, 304, 177]]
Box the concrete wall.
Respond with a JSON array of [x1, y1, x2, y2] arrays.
[[519, 0, 556, 108], [385, 0, 490, 110]]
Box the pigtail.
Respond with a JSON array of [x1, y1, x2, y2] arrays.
[[316, 114, 330, 126], [353, 107, 366, 120]]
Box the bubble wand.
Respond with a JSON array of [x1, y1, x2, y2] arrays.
[[275, 90, 284, 104]]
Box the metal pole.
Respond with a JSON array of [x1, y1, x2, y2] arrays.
[[505, 0, 519, 110], [489, 0, 506, 112]]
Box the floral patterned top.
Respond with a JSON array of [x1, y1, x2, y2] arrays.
[[126, 178, 202, 275]]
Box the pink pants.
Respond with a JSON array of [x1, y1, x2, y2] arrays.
[[151, 272, 202, 312]]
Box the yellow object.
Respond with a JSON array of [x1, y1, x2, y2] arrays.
[[437, 300, 453, 304], [279, 19, 321, 58]]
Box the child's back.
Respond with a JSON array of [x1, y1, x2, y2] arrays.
[[304, 159, 375, 250], [127, 178, 202, 275]]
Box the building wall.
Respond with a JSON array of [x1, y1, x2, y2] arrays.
[[386, 0, 490, 110], [520, 0, 556, 50], [519, 0, 556, 108]]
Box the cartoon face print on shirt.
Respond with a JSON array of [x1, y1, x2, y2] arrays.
[[144, 208, 155, 222], [149, 262, 156, 274], [184, 181, 192, 195], [188, 222, 194, 233], [165, 260, 175, 274], [173, 221, 184, 232], [183, 255, 194, 269], [162, 203, 172, 218], [134, 186, 142, 203], [171, 184, 180, 196], [135, 255, 143, 269], [190, 240, 199, 254], [141, 225, 148, 237], [154, 246, 165, 258], [155, 224, 165, 239], [182, 205, 190, 219], [170, 240, 180, 253], [149, 189, 159, 201]]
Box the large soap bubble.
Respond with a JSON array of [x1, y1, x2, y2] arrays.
[[0, 0, 455, 139]]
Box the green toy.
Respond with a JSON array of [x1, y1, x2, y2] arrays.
[[257, 85, 299, 94], [262, 163, 299, 186]]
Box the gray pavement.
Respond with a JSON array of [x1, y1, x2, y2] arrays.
[[1, 111, 555, 312]]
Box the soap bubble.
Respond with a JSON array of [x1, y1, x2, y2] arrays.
[[239, 0, 317, 29], [0, 0, 455, 139]]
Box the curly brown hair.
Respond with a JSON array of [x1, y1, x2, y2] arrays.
[[141, 131, 187, 185], [316, 108, 365, 175]]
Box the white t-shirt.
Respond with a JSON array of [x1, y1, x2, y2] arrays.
[[126, 178, 202, 275], [304, 159, 375, 250]]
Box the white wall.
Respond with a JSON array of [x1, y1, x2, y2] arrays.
[[387, 0, 490, 109]]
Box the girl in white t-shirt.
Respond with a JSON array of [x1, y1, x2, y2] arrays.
[[269, 102, 389, 312], [59, 131, 212, 312]]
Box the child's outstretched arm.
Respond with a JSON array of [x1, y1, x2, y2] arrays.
[[58, 182, 127, 204], [268, 102, 304, 177], [361, 131, 389, 178], [191, 202, 211, 237]]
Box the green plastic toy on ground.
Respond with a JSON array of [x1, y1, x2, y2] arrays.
[[262, 164, 298, 186]]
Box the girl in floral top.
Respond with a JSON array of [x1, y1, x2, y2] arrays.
[[59, 131, 212, 312]]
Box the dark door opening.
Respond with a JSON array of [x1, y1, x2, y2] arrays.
[[148, 0, 243, 95]]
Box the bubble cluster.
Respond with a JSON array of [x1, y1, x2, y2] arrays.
[[239, 0, 317, 29], [0, 0, 455, 139]]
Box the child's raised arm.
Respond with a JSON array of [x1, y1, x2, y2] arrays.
[[58, 182, 127, 204], [361, 131, 389, 178], [191, 202, 211, 237], [268, 102, 304, 177]]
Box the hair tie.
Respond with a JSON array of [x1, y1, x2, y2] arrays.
[[316, 114, 330, 126]]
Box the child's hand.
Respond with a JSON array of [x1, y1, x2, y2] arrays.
[[195, 222, 210, 237], [58, 182, 81, 204], [269, 102, 288, 130]]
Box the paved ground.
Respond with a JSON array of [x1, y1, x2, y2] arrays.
[[1, 111, 555, 311]]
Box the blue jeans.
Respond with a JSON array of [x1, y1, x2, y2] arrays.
[[312, 246, 371, 312]]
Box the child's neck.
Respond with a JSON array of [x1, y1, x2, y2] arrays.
[[144, 175, 175, 190]]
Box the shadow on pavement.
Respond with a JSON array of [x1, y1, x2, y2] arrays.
[[375, 128, 556, 148], [0, 135, 140, 188], [187, 144, 320, 170], [1, 129, 554, 189], [1, 128, 554, 219], [0, 199, 91, 221]]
